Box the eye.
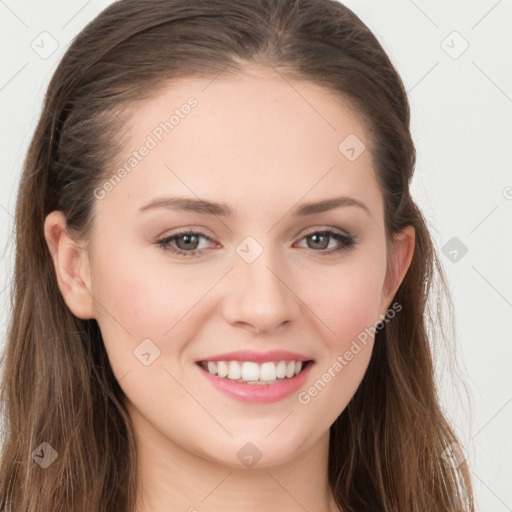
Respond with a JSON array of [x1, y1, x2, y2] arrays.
[[156, 229, 215, 257], [294, 228, 356, 255], [155, 227, 356, 258]]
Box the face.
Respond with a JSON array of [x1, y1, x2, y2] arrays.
[[46, 66, 413, 470]]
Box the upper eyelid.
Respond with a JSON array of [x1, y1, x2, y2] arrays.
[[300, 226, 352, 238]]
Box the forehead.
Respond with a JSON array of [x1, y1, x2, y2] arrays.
[[99, 67, 383, 221]]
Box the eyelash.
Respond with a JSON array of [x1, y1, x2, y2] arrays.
[[155, 228, 356, 258]]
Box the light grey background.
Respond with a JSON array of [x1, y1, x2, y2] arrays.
[[1, 1, 511, 510]]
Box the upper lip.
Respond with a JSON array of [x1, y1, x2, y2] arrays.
[[196, 350, 313, 363]]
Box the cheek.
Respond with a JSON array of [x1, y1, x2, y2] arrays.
[[295, 258, 386, 425], [305, 254, 387, 349], [90, 233, 195, 329], [89, 248, 214, 374]]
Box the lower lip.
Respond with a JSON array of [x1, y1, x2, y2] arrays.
[[196, 361, 314, 403]]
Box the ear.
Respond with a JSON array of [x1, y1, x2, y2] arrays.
[[43, 210, 96, 319], [379, 225, 415, 316]]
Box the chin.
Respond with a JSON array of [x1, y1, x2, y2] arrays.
[[202, 430, 311, 470]]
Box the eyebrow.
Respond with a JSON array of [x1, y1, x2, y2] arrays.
[[138, 195, 371, 217]]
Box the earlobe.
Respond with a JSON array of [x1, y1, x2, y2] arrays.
[[43, 210, 96, 320], [379, 225, 415, 315]]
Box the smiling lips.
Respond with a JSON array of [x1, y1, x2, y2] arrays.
[[196, 349, 313, 383], [195, 349, 315, 403]]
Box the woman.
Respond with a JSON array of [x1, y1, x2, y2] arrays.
[[0, 0, 474, 510]]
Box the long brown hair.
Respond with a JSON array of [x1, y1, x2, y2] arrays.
[[0, 0, 474, 510]]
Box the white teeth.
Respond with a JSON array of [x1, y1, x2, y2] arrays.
[[285, 361, 295, 378], [276, 361, 287, 379], [217, 361, 228, 378], [227, 361, 242, 380], [241, 361, 259, 381], [260, 362, 276, 381], [200, 359, 307, 383]]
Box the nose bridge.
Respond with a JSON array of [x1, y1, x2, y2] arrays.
[[222, 236, 300, 332]]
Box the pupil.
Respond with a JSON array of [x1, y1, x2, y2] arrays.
[[179, 234, 198, 250], [309, 233, 328, 250]]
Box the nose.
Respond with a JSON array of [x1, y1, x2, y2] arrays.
[[222, 248, 301, 334]]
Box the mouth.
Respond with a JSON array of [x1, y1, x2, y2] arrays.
[[196, 359, 314, 385], [195, 357, 315, 403]]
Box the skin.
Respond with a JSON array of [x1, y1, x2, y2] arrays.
[[44, 65, 414, 512]]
